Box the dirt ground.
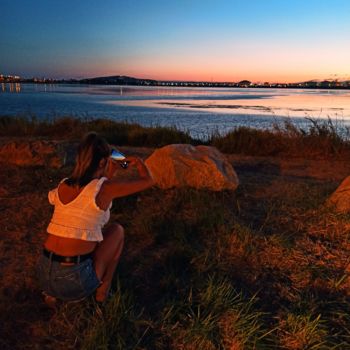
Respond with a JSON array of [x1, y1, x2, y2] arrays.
[[0, 145, 349, 349]]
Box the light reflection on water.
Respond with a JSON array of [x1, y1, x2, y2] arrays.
[[1, 83, 21, 93], [1, 83, 350, 138]]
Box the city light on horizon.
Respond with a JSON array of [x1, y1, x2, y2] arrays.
[[1, 0, 350, 83]]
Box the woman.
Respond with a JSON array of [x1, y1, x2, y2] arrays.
[[38, 132, 154, 303]]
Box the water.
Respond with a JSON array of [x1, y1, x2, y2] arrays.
[[1, 83, 350, 138]]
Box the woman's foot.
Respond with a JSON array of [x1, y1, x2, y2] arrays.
[[42, 292, 57, 309], [95, 283, 114, 303]]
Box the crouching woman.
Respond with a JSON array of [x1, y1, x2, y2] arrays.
[[38, 132, 154, 303]]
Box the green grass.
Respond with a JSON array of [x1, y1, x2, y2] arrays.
[[278, 313, 328, 349], [156, 276, 270, 349]]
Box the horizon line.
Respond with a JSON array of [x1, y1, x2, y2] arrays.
[[2, 72, 350, 85]]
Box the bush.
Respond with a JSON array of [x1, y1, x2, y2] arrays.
[[0, 116, 197, 147]]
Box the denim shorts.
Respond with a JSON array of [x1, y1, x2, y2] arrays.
[[37, 253, 101, 301]]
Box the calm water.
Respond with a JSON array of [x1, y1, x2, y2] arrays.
[[1, 83, 350, 138]]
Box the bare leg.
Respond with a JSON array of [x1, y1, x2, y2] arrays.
[[93, 223, 124, 302]]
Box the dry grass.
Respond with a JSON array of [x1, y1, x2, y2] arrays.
[[210, 117, 350, 159], [1, 136, 350, 348], [0, 121, 350, 350], [2, 115, 350, 159], [0, 116, 195, 147]]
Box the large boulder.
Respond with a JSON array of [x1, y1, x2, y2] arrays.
[[327, 176, 350, 212], [0, 140, 73, 168], [145, 144, 239, 191]]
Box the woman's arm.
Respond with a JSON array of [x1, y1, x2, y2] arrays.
[[97, 156, 154, 208]]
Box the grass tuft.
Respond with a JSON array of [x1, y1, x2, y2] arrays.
[[210, 117, 350, 159], [158, 275, 271, 350], [0, 115, 196, 147], [2, 115, 350, 158]]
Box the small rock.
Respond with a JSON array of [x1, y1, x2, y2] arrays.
[[327, 176, 350, 212], [0, 140, 76, 168]]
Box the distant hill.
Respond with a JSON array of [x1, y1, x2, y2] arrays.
[[6, 73, 348, 89], [79, 75, 157, 85]]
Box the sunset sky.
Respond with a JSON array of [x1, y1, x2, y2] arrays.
[[1, 0, 350, 82]]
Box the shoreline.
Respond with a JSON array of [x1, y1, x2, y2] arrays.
[[3, 80, 350, 90], [1, 115, 350, 160]]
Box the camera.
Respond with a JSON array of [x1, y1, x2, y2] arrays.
[[110, 149, 129, 169]]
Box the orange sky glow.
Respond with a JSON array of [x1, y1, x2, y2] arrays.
[[2, 1, 350, 82]]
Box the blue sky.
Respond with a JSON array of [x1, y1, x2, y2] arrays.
[[1, 0, 349, 82]]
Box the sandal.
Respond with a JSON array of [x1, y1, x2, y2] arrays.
[[42, 291, 87, 309], [42, 291, 57, 309]]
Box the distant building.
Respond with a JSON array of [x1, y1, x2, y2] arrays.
[[238, 80, 251, 87], [320, 80, 332, 88], [0, 74, 21, 82]]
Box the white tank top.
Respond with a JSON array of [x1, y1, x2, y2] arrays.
[[47, 177, 111, 242]]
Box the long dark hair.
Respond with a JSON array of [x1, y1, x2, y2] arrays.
[[66, 132, 110, 187]]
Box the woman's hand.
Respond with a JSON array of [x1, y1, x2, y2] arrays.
[[126, 156, 154, 182], [105, 157, 120, 179], [100, 155, 154, 201], [125, 156, 142, 167]]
